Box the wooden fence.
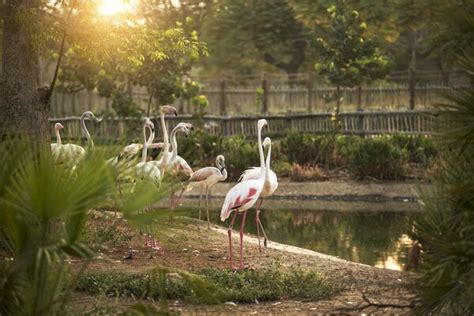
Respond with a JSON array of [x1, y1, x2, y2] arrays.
[[49, 110, 436, 141], [48, 70, 470, 118]]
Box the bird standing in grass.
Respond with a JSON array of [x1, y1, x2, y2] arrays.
[[51, 122, 64, 153], [239, 137, 278, 251], [52, 111, 100, 168], [187, 155, 227, 228], [220, 119, 268, 269]]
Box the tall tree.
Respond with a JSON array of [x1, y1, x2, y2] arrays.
[[314, 0, 390, 114], [202, 0, 310, 75], [0, 0, 50, 138]]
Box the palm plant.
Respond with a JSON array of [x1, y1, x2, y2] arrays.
[[414, 55, 474, 314], [0, 139, 173, 315]]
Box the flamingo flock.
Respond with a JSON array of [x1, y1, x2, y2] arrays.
[[51, 108, 277, 269]]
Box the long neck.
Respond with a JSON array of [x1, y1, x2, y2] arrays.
[[55, 128, 62, 146], [257, 125, 266, 180], [221, 167, 228, 181], [80, 115, 94, 148], [265, 143, 272, 171], [170, 128, 179, 162], [161, 111, 170, 154], [141, 124, 148, 163], [146, 125, 155, 145]]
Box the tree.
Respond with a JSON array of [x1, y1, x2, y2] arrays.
[[202, 0, 310, 75], [314, 0, 389, 119]]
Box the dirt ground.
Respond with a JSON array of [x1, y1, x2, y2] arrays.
[[73, 211, 418, 315]]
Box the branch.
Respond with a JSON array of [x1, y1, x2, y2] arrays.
[[45, 5, 74, 105], [335, 291, 416, 313]]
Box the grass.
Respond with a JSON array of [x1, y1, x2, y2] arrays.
[[76, 264, 339, 306]]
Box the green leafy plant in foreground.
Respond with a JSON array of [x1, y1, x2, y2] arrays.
[[415, 55, 474, 314], [0, 139, 174, 315]]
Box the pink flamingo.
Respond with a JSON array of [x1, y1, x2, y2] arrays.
[[238, 137, 278, 251], [220, 119, 268, 269]]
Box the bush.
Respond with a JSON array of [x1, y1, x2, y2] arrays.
[[282, 132, 337, 167], [221, 136, 259, 180], [290, 164, 327, 182], [390, 134, 436, 165], [341, 137, 408, 180]]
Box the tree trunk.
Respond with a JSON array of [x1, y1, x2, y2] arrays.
[[0, 0, 48, 140]]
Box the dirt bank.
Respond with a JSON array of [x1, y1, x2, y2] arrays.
[[74, 214, 418, 314]]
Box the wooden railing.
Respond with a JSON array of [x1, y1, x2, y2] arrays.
[[49, 110, 435, 140]]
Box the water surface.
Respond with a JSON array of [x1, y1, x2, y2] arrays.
[[184, 204, 418, 271]]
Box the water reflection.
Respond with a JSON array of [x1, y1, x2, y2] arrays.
[[185, 207, 416, 271]]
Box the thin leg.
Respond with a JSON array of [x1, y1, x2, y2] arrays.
[[239, 211, 248, 270], [205, 187, 210, 229], [198, 187, 204, 220], [174, 187, 186, 208], [170, 191, 175, 209], [227, 212, 238, 269], [255, 199, 269, 248], [255, 198, 263, 251]]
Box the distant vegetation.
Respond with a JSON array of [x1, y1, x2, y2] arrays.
[[178, 132, 437, 181]]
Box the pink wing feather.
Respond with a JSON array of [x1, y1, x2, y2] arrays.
[[220, 180, 261, 221]]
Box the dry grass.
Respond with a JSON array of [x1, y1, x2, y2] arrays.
[[290, 164, 328, 182]]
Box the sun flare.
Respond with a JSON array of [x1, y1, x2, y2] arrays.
[[98, 0, 134, 16]]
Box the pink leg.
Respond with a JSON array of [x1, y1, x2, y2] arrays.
[[170, 191, 175, 209], [227, 212, 238, 269], [174, 187, 186, 208], [239, 211, 248, 269]]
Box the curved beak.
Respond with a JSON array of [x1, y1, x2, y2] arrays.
[[174, 109, 178, 116], [93, 115, 102, 123]]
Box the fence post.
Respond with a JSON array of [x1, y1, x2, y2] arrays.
[[261, 73, 268, 114], [219, 75, 227, 116], [307, 72, 313, 113], [357, 86, 363, 111], [409, 68, 416, 110]]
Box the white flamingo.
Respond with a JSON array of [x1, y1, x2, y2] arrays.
[[155, 105, 178, 171], [153, 122, 194, 208], [239, 137, 278, 250], [52, 111, 100, 167], [187, 155, 227, 228], [51, 122, 64, 153], [134, 118, 162, 250], [107, 118, 163, 167], [220, 119, 268, 269]]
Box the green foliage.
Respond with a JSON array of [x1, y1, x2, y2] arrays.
[[314, 0, 390, 88], [0, 139, 175, 315], [415, 56, 474, 314], [281, 132, 337, 167], [203, 0, 309, 74], [221, 136, 259, 180], [340, 136, 408, 180], [77, 265, 337, 306], [390, 134, 437, 165]]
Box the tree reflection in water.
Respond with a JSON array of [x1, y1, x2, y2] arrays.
[[188, 207, 415, 271]]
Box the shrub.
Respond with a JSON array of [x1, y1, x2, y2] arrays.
[[221, 136, 259, 180], [341, 137, 408, 180], [282, 132, 338, 167], [390, 134, 437, 165], [272, 160, 293, 177]]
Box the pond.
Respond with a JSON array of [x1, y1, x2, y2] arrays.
[[182, 202, 419, 271]]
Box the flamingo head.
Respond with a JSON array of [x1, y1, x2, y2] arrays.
[[144, 117, 155, 133], [257, 119, 268, 130], [54, 122, 64, 130], [263, 137, 271, 148], [174, 122, 193, 137], [161, 105, 178, 116], [82, 111, 102, 122], [216, 154, 226, 170]]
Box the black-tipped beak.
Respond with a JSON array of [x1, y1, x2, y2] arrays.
[[174, 110, 178, 116]]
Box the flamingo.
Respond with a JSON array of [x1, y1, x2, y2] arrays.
[[238, 137, 278, 251], [155, 105, 178, 170], [134, 118, 162, 251], [187, 155, 227, 228], [107, 118, 163, 167], [52, 111, 100, 167], [51, 122, 64, 152], [153, 122, 194, 208], [220, 119, 268, 269]]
